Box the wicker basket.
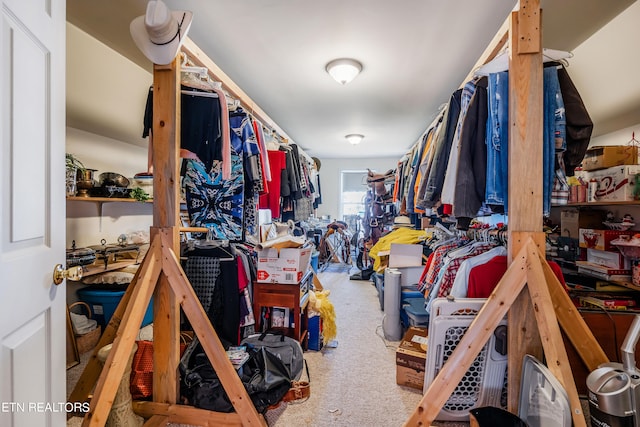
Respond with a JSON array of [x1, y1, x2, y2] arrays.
[[69, 301, 102, 354]]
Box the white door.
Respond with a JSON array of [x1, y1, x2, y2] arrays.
[[1, 0, 66, 426]]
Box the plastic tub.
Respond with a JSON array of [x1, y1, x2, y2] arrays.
[[401, 297, 429, 328], [133, 173, 153, 198], [77, 288, 153, 329]]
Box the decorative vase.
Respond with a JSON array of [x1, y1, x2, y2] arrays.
[[66, 166, 78, 197]]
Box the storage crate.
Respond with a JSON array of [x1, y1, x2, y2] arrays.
[[308, 315, 323, 351], [77, 288, 153, 329], [69, 301, 101, 354]]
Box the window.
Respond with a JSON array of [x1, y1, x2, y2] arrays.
[[340, 170, 368, 220]]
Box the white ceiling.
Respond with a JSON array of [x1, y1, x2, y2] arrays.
[[66, 0, 638, 159]]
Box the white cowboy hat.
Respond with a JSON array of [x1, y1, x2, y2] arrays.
[[130, 0, 193, 65]]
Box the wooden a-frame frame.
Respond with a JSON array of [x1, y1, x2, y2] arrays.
[[403, 238, 607, 426], [70, 55, 270, 426], [404, 2, 610, 425], [79, 231, 266, 426]]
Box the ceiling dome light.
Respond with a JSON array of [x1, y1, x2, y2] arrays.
[[345, 134, 364, 145], [326, 58, 363, 85]]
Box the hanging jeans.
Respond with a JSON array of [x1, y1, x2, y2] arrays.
[[486, 68, 565, 217], [485, 71, 509, 212], [543, 66, 565, 217]]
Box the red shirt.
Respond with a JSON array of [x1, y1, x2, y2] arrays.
[[258, 150, 286, 218], [467, 255, 567, 298]]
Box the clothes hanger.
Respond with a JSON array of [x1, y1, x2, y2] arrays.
[[187, 231, 235, 260], [228, 98, 241, 111], [474, 47, 573, 76], [180, 53, 223, 94]]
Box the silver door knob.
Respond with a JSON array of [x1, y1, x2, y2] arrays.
[[52, 264, 83, 285]]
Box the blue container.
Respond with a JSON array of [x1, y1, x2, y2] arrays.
[[310, 252, 319, 273], [308, 315, 323, 351], [401, 297, 429, 328], [77, 288, 153, 329]]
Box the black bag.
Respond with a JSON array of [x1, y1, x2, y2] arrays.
[[240, 331, 304, 380], [179, 337, 292, 414]]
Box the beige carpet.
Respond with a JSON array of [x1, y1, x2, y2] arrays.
[[263, 264, 424, 427]]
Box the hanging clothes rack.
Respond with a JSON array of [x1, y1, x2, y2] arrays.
[[75, 35, 304, 427], [474, 47, 573, 76], [405, 2, 606, 426]]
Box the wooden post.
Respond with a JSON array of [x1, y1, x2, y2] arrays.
[[506, 0, 544, 412], [150, 60, 181, 403]]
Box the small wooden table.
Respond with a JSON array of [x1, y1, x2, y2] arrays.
[[253, 271, 312, 349]]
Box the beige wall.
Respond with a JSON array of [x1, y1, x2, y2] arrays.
[[589, 123, 640, 148], [66, 23, 153, 251], [66, 23, 151, 146], [65, 128, 152, 249]]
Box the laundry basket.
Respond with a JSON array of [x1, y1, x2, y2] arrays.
[[69, 301, 101, 354]]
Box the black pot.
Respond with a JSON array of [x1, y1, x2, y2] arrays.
[[99, 172, 130, 188], [66, 246, 96, 267]]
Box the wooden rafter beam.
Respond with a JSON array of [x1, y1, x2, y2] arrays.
[[181, 38, 293, 143]]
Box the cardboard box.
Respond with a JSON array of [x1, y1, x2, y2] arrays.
[[576, 261, 631, 282], [396, 326, 428, 390], [256, 246, 312, 284], [582, 145, 638, 171], [586, 248, 629, 270], [583, 165, 640, 202], [579, 229, 634, 251], [389, 243, 423, 268], [560, 209, 605, 240], [396, 365, 425, 391]]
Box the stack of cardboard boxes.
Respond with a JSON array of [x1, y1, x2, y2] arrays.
[[396, 326, 428, 390], [576, 229, 634, 282], [578, 145, 640, 203], [569, 145, 640, 282]]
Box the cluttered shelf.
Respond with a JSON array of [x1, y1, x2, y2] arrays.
[[66, 196, 152, 203], [75, 260, 139, 278], [553, 201, 640, 208]]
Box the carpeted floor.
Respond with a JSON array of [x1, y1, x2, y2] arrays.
[[263, 264, 424, 427]]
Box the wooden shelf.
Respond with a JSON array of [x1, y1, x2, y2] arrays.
[[553, 201, 640, 208], [66, 196, 154, 224], [67, 196, 152, 203], [69, 260, 139, 280], [607, 280, 640, 292]]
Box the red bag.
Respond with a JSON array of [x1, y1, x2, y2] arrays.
[[130, 335, 190, 400], [130, 340, 154, 400]]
